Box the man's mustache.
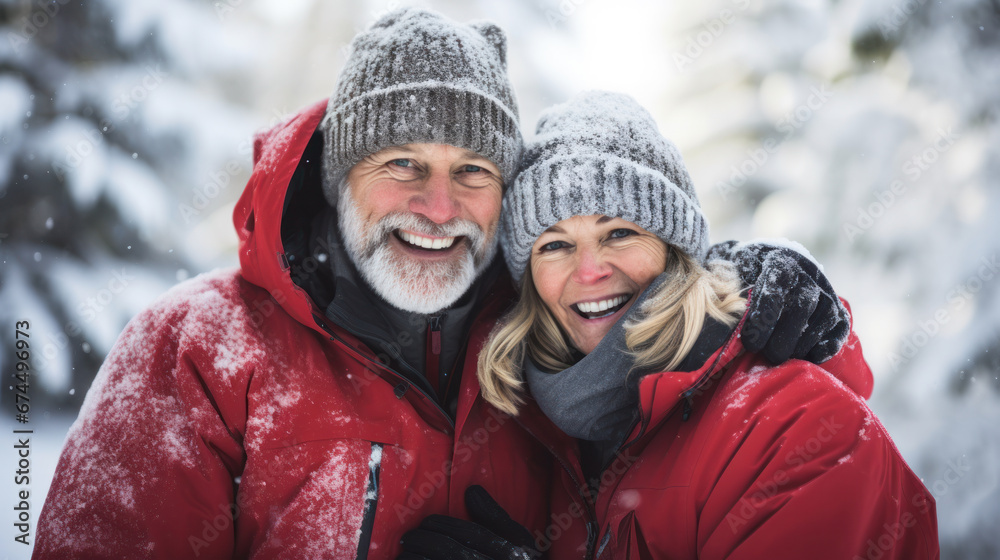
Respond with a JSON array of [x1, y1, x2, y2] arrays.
[[362, 212, 486, 259]]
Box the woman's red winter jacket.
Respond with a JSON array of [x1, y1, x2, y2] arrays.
[[518, 306, 939, 559]]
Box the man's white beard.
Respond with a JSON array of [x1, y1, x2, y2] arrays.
[[337, 183, 498, 314]]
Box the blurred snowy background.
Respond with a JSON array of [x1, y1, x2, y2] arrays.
[[0, 0, 996, 557]]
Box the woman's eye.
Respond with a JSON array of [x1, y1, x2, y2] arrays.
[[609, 228, 636, 239], [462, 164, 484, 173], [390, 159, 412, 168], [539, 241, 568, 252]]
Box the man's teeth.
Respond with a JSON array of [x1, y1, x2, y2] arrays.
[[399, 231, 456, 250], [576, 295, 629, 314]]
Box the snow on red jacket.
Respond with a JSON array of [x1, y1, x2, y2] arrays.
[[32, 100, 553, 559], [520, 305, 939, 559]]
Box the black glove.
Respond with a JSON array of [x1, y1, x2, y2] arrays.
[[707, 241, 850, 364], [398, 485, 540, 560]]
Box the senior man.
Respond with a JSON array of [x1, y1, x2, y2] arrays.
[[34, 8, 851, 559]]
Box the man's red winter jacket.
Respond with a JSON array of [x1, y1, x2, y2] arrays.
[[519, 305, 939, 559], [32, 100, 553, 559]]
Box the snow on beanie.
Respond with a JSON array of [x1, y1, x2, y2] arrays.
[[320, 8, 522, 206], [500, 91, 710, 284]]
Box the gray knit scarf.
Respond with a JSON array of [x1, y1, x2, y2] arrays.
[[525, 274, 669, 442]]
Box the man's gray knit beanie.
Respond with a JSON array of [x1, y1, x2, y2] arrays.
[[320, 8, 522, 205], [501, 91, 710, 284]]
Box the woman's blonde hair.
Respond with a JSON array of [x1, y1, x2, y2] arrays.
[[477, 246, 747, 415]]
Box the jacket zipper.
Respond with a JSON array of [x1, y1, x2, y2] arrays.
[[355, 442, 383, 559], [595, 529, 612, 558], [426, 315, 443, 396]]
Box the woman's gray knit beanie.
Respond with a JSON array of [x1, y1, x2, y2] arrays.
[[320, 8, 522, 205], [500, 91, 710, 284]]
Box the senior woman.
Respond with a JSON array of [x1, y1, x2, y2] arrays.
[[399, 92, 939, 560]]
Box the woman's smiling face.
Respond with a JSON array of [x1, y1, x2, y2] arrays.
[[530, 215, 668, 354]]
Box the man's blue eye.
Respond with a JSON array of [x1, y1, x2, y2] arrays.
[[392, 159, 412, 168], [463, 165, 483, 173]]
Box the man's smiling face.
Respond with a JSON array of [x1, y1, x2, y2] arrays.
[[338, 143, 504, 314]]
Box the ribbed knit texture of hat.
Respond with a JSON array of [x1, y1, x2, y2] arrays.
[[501, 91, 709, 284], [320, 8, 522, 205]]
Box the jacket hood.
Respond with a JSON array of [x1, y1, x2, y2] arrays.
[[234, 99, 330, 336], [635, 298, 874, 434]]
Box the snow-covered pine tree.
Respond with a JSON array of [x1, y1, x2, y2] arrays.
[[852, 2, 1000, 557], [655, 0, 998, 556], [0, 0, 258, 411]]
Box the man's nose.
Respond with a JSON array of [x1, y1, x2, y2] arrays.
[[572, 247, 613, 285], [409, 169, 461, 224]]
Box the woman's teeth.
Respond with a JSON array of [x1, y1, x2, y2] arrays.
[[399, 231, 456, 250], [574, 295, 630, 318]]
